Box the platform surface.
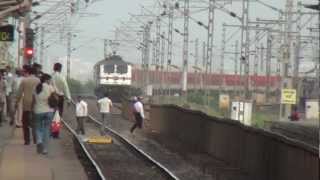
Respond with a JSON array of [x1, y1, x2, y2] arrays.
[[0, 127, 88, 180]]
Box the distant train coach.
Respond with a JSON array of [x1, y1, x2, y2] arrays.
[[93, 54, 140, 101]]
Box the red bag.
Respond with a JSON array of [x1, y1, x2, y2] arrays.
[[51, 111, 61, 138]]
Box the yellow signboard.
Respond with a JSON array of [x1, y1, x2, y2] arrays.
[[281, 89, 296, 104], [219, 94, 230, 110], [86, 136, 112, 144]]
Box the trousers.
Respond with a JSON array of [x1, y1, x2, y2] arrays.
[[76, 117, 86, 135], [35, 112, 54, 153], [22, 111, 37, 144], [100, 113, 111, 135]]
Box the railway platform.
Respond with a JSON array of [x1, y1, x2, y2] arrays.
[[0, 125, 88, 180]]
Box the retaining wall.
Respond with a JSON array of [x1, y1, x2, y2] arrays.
[[150, 104, 319, 180]]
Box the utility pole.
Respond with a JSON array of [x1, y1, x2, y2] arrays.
[[260, 43, 264, 74], [279, 0, 294, 121], [67, 31, 71, 79], [234, 40, 239, 76], [240, 0, 250, 99], [220, 24, 226, 92], [104, 39, 108, 58], [160, 32, 166, 95], [266, 30, 272, 102], [143, 22, 152, 91], [181, 0, 190, 94], [167, 4, 174, 96], [201, 41, 206, 90], [293, 1, 302, 98], [39, 27, 45, 66], [194, 38, 199, 90], [205, 0, 215, 105], [253, 24, 259, 93]]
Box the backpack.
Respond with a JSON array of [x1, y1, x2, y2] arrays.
[[48, 92, 59, 108]]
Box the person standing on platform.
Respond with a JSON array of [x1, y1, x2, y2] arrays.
[[75, 96, 88, 135], [130, 96, 145, 133], [32, 74, 55, 154], [12, 69, 23, 128], [97, 93, 113, 135], [16, 66, 40, 145], [51, 63, 71, 117], [0, 72, 6, 127], [4, 66, 14, 126]]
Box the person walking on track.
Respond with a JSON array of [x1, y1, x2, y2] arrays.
[[16, 66, 40, 145], [75, 96, 88, 135], [130, 96, 145, 133], [51, 63, 71, 117], [32, 74, 55, 155], [97, 93, 113, 135]]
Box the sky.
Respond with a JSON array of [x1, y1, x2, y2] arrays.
[[26, 0, 319, 81]]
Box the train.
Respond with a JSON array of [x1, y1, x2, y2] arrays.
[[93, 54, 141, 102]]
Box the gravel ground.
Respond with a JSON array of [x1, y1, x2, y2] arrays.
[[63, 104, 171, 180], [85, 99, 215, 180]]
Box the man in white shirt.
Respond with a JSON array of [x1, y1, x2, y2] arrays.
[[75, 96, 88, 135], [97, 93, 113, 135], [52, 63, 71, 117], [130, 96, 144, 133]]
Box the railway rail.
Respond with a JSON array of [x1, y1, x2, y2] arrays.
[[62, 100, 179, 180]]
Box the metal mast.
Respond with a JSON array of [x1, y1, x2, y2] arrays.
[[205, 0, 215, 106], [160, 32, 166, 95], [182, 0, 190, 93], [166, 4, 174, 96], [167, 4, 174, 67], [279, 0, 294, 121], [220, 24, 226, 91], [194, 38, 199, 68], [293, 2, 302, 93], [240, 0, 250, 99], [234, 40, 239, 76], [104, 39, 108, 58], [206, 0, 215, 75], [194, 38, 199, 90], [67, 31, 71, 79], [253, 24, 259, 93], [39, 27, 45, 66], [266, 30, 272, 102], [155, 16, 161, 70]]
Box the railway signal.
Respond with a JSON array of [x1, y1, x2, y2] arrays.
[[24, 28, 35, 61]]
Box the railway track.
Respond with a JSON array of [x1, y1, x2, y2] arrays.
[[62, 100, 178, 180]]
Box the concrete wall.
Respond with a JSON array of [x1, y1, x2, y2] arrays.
[[150, 104, 319, 180]]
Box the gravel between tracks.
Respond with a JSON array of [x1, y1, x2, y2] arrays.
[[63, 104, 171, 180], [85, 99, 215, 180]]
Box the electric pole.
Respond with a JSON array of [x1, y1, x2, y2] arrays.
[[279, 0, 294, 121], [240, 0, 250, 99], [182, 0, 190, 94], [205, 0, 215, 105], [266, 30, 272, 102], [104, 39, 108, 58], [167, 3, 174, 96], [220, 24, 226, 92], [40, 27, 44, 65], [67, 31, 71, 79]]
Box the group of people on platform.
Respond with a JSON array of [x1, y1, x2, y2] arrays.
[[0, 62, 145, 155], [0, 62, 71, 155]]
